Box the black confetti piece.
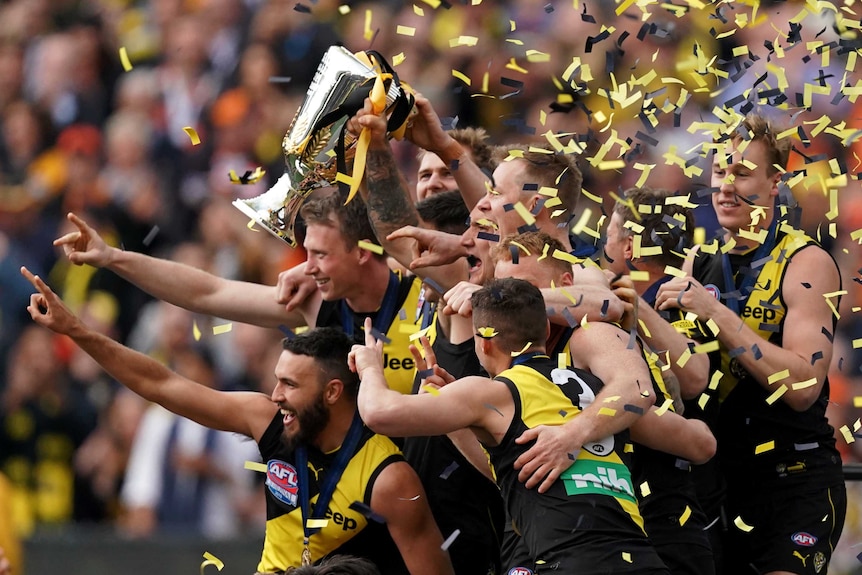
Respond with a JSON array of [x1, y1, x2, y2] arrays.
[[811, 351, 824, 365], [371, 327, 392, 344], [439, 461, 459, 480], [751, 344, 762, 360], [510, 245, 520, 265], [278, 325, 296, 339], [477, 231, 501, 242], [143, 226, 160, 247], [821, 327, 834, 343], [623, 404, 644, 415], [350, 501, 386, 523]]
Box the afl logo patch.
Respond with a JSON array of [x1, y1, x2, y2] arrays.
[[266, 460, 299, 508], [508, 568, 533, 575], [704, 284, 721, 300], [791, 532, 818, 547]]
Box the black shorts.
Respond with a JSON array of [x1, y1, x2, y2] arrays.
[[648, 522, 715, 575], [501, 520, 669, 574], [722, 483, 846, 575]]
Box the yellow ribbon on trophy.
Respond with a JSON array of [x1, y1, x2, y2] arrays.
[[346, 52, 413, 204]]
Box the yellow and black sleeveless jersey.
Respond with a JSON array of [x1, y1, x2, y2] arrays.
[[693, 225, 843, 486], [256, 413, 407, 574], [488, 355, 667, 573], [316, 272, 422, 395]]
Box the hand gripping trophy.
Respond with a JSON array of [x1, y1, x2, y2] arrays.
[[233, 46, 415, 246]]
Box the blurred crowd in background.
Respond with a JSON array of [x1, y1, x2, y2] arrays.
[[2, 0, 862, 573]]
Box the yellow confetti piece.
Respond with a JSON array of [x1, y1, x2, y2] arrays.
[[338, 4, 351, 14], [201, 552, 224, 574], [244, 461, 267, 472], [622, 552, 632, 563], [598, 407, 617, 416], [505, 58, 528, 74], [396, 25, 415, 36], [449, 36, 479, 47], [706, 318, 719, 336], [767, 370, 790, 385], [840, 425, 855, 444], [853, 338, 862, 349], [708, 370, 722, 391], [513, 202, 536, 226], [693, 341, 719, 354], [525, 50, 550, 62], [213, 323, 232, 335], [765, 384, 788, 405], [335, 172, 354, 186], [364, 9, 374, 40], [854, 397, 862, 408], [639, 481, 651, 497], [557, 353, 567, 370], [511, 342, 533, 357], [679, 505, 692, 526], [602, 396, 621, 403], [629, 270, 650, 282], [358, 240, 384, 255], [676, 347, 691, 368], [755, 440, 775, 454], [306, 519, 329, 529], [791, 378, 818, 390], [119, 46, 133, 72], [183, 127, 201, 146], [654, 398, 673, 416], [697, 393, 710, 410], [477, 327, 498, 338], [421, 384, 440, 396], [663, 265, 686, 278], [392, 52, 405, 66], [624, 442, 634, 453], [246, 218, 259, 232], [451, 69, 471, 86], [408, 326, 432, 342], [193, 320, 202, 341], [734, 516, 754, 532]]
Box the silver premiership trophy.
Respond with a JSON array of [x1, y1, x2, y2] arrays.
[[233, 45, 414, 247]]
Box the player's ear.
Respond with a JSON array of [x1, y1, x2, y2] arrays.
[[623, 235, 634, 262], [356, 241, 376, 264], [324, 379, 344, 404]]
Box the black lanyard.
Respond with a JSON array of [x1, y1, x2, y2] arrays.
[[510, 352, 548, 368], [341, 272, 400, 338], [296, 411, 364, 561], [720, 216, 779, 315]]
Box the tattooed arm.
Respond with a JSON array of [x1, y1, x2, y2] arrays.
[[352, 99, 469, 292]]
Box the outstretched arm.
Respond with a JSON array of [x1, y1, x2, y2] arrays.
[[22, 267, 276, 442], [54, 213, 313, 329], [372, 461, 455, 575], [351, 319, 504, 440]]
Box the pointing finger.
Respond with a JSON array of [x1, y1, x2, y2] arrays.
[[363, 317, 376, 346]]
